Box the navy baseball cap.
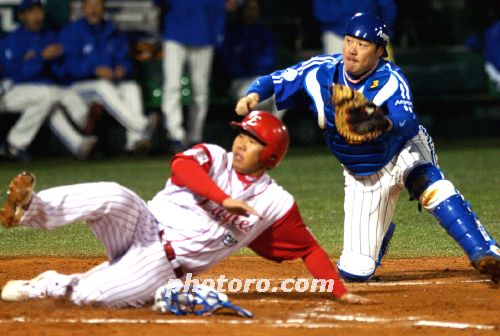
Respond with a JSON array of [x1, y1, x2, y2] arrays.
[[18, 0, 43, 12]]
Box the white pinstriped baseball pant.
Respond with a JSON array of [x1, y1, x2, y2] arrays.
[[2, 84, 92, 156], [341, 126, 437, 261], [71, 79, 149, 150], [322, 31, 344, 55], [19, 182, 176, 308], [162, 40, 213, 143]]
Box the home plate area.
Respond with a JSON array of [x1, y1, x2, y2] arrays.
[[0, 256, 498, 336]]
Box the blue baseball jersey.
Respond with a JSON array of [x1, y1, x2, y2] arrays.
[[248, 55, 420, 176], [3, 26, 62, 84], [59, 18, 132, 82], [155, 0, 227, 47], [312, 0, 397, 37], [220, 22, 277, 79], [484, 20, 500, 71]]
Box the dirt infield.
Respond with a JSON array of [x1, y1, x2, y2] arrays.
[[0, 256, 498, 336]]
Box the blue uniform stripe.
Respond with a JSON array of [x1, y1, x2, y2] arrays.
[[372, 75, 399, 106], [419, 125, 437, 165], [272, 56, 421, 175], [304, 68, 325, 129]]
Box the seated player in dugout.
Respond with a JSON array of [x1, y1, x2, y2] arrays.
[[0, 111, 373, 308], [235, 13, 500, 283]]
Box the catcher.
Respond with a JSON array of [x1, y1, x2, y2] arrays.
[[235, 13, 500, 282]]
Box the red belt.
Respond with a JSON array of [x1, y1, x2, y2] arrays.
[[159, 231, 184, 278]]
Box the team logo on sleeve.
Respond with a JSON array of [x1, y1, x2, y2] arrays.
[[370, 80, 379, 89], [282, 68, 298, 81], [184, 148, 209, 165]]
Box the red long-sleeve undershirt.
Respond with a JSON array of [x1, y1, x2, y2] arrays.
[[170, 155, 229, 205], [249, 204, 348, 298], [302, 245, 348, 298]]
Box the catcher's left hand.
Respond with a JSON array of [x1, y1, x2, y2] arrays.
[[332, 85, 391, 144], [235, 93, 260, 116]]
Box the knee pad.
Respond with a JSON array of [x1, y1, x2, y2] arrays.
[[419, 180, 456, 210], [337, 252, 376, 282], [405, 163, 444, 201]]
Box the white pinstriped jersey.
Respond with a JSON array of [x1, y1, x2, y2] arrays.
[[148, 144, 295, 275]]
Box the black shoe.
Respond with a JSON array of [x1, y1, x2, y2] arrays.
[[126, 139, 152, 155], [0, 141, 32, 161], [0, 141, 8, 157], [168, 140, 187, 154]]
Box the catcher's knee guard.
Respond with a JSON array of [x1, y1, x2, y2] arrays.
[[404, 163, 444, 202], [405, 163, 498, 265], [337, 252, 376, 282]]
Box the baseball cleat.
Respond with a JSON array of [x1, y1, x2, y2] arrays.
[[473, 246, 500, 283], [1, 280, 35, 301], [1, 271, 58, 301], [0, 172, 36, 228]]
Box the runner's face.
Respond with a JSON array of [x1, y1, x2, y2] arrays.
[[232, 133, 266, 176]]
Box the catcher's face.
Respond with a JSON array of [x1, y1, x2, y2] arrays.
[[232, 133, 266, 176], [342, 36, 384, 76]]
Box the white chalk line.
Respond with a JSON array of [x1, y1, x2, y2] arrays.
[[258, 277, 491, 288], [0, 313, 495, 330], [0, 316, 340, 329], [351, 278, 492, 287], [255, 278, 489, 303], [287, 304, 496, 330]]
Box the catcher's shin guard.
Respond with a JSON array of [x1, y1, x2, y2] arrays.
[[406, 164, 500, 281], [431, 194, 500, 281], [431, 194, 492, 259]]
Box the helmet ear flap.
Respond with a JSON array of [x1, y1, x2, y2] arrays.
[[259, 148, 277, 169]]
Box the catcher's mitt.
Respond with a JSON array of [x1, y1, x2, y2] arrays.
[[332, 85, 390, 144]]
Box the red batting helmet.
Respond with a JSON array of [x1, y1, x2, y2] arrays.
[[230, 111, 290, 169]]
